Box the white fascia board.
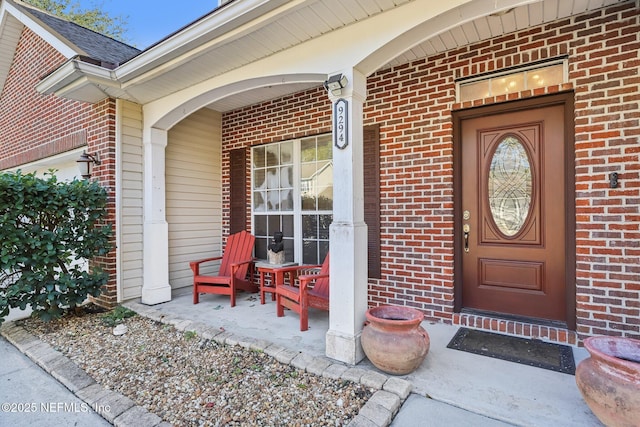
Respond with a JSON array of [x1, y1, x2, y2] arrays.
[[36, 58, 118, 100], [0, 2, 12, 32], [3, 0, 80, 59], [114, 0, 298, 85], [29, 0, 297, 101]]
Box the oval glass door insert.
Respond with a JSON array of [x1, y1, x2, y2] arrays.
[[488, 136, 532, 236]]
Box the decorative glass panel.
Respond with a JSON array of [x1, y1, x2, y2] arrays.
[[488, 136, 532, 236], [491, 73, 525, 95], [459, 61, 566, 102], [526, 63, 564, 89], [460, 80, 490, 101]]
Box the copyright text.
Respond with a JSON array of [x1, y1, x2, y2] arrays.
[[1, 402, 110, 413]]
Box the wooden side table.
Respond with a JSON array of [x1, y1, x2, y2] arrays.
[[255, 261, 298, 305]]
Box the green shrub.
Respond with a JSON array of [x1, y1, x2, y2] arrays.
[[0, 170, 113, 324]]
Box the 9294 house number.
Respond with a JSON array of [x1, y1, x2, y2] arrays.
[[333, 98, 349, 149]]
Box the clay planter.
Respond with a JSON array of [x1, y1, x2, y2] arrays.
[[575, 336, 640, 427], [361, 305, 430, 375]]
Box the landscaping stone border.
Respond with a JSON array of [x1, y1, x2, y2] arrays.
[[0, 301, 413, 426]]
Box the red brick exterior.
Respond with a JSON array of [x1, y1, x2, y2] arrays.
[[222, 89, 333, 233], [0, 27, 118, 308], [222, 2, 639, 344]]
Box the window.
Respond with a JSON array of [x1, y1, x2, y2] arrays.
[[252, 135, 332, 265], [457, 61, 566, 102]]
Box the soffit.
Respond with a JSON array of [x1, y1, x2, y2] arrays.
[[0, 13, 22, 95], [117, 0, 414, 106], [202, 0, 626, 112], [44, 0, 627, 112], [382, 0, 625, 69]]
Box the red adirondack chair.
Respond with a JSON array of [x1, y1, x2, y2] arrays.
[[190, 230, 257, 307], [274, 253, 330, 331]]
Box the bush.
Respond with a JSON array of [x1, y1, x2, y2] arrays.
[[0, 170, 113, 324]]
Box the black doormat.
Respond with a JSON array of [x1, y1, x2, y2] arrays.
[[447, 328, 576, 375]]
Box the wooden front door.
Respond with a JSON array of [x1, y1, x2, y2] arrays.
[[459, 102, 568, 322]]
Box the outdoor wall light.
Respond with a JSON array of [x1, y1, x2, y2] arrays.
[[323, 73, 348, 96], [76, 151, 101, 179]]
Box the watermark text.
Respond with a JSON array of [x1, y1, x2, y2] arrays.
[[1, 401, 110, 413]]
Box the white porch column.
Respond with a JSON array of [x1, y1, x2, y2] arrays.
[[141, 127, 172, 304], [325, 69, 368, 364]]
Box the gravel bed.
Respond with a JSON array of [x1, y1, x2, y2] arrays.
[[19, 308, 373, 426]]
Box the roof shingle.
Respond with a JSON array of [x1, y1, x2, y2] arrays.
[[14, 1, 140, 66]]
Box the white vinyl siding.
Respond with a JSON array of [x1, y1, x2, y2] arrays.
[[118, 100, 144, 301], [166, 108, 222, 290]]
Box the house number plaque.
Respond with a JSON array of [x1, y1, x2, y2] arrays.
[[333, 98, 349, 149]]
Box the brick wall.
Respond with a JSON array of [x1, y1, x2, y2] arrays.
[[570, 2, 640, 341], [0, 27, 118, 308], [222, 89, 333, 235], [223, 2, 639, 344], [88, 98, 118, 308]]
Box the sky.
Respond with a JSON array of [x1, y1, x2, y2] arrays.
[[92, 1, 221, 49]]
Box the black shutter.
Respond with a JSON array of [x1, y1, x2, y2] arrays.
[[364, 125, 381, 279], [229, 148, 247, 234]]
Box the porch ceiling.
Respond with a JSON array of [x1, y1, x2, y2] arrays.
[[37, 0, 626, 112], [201, 0, 624, 112], [381, 0, 624, 70], [119, 0, 416, 106]]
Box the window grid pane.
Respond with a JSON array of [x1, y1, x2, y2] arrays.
[[254, 214, 295, 262], [252, 141, 294, 213], [252, 135, 332, 265]]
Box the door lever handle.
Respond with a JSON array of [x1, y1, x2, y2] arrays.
[[463, 224, 470, 253]]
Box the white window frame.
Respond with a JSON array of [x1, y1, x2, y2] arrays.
[[251, 134, 332, 265]]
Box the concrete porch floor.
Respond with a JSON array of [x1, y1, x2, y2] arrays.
[[145, 289, 602, 427]]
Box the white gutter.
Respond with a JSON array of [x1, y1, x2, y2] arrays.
[[35, 57, 119, 96], [34, 0, 303, 102]]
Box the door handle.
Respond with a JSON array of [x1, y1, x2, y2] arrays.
[[463, 224, 470, 253]]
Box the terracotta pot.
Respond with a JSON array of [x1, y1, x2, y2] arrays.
[[361, 305, 430, 375], [575, 336, 640, 427]]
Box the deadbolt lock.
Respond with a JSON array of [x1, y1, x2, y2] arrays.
[[463, 210, 470, 220]]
